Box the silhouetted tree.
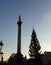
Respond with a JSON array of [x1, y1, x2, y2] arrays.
[[29, 28, 41, 59]]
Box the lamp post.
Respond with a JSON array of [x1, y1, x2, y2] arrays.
[[0, 41, 4, 62]]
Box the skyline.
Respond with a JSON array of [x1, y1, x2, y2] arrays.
[[0, 0, 51, 61]]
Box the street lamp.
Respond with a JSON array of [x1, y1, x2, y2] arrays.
[[0, 41, 4, 51], [0, 41, 4, 62], [0, 52, 3, 62]]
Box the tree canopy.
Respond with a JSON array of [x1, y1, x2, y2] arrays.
[[29, 28, 41, 59]]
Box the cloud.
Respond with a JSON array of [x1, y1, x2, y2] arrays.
[[42, 11, 51, 29], [40, 11, 51, 52]]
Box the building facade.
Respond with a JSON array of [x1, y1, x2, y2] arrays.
[[41, 51, 51, 65]]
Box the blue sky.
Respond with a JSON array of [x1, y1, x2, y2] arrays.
[[0, 0, 51, 60]]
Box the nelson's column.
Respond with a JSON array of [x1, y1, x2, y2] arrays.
[[8, 16, 25, 65], [15, 16, 23, 62], [17, 16, 22, 54]]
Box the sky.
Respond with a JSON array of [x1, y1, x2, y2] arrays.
[[0, 0, 51, 61]]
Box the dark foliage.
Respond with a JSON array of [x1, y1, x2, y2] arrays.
[[29, 28, 41, 59]]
